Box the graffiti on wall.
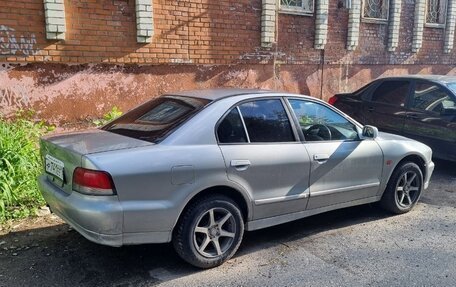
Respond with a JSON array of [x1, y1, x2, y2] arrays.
[[0, 25, 38, 56], [0, 86, 31, 110]]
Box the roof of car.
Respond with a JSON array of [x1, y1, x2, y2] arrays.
[[168, 88, 273, 101], [378, 75, 456, 84]]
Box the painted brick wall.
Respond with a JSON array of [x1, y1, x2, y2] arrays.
[[1, 0, 455, 124]]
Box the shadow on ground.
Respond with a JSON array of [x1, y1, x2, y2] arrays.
[[0, 204, 389, 287], [0, 160, 454, 287]]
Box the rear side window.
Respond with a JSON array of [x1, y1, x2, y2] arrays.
[[103, 96, 210, 143], [217, 108, 248, 143], [238, 99, 295, 143], [371, 80, 410, 106]]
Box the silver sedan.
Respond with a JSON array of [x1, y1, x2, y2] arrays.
[[38, 89, 435, 268]]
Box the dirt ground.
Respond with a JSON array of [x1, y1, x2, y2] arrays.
[[0, 160, 455, 287]]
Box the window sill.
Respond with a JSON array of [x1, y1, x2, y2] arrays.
[[361, 17, 388, 25], [279, 9, 314, 17], [425, 23, 445, 29]]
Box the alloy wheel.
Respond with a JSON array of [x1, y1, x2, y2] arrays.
[[193, 207, 236, 258], [395, 171, 420, 208]]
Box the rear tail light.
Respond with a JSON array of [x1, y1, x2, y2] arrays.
[[328, 95, 338, 105], [72, 167, 116, 195]]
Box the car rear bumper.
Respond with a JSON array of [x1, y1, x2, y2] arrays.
[[38, 175, 171, 246], [38, 175, 124, 246]]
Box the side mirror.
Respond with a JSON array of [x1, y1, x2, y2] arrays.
[[360, 125, 379, 139]]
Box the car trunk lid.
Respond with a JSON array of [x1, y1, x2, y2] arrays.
[[40, 129, 153, 193]]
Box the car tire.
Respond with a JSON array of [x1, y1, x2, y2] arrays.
[[173, 195, 244, 268], [380, 162, 423, 214]]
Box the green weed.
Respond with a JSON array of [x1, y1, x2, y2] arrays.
[[0, 106, 121, 223], [0, 111, 54, 222], [92, 106, 122, 127]]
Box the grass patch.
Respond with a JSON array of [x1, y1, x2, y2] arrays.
[[0, 111, 54, 222], [0, 107, 122, 223]]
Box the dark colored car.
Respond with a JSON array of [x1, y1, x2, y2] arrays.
[[329, 75, 456, 161]]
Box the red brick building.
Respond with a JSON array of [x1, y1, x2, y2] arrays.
[[0, 0, 455, 124]]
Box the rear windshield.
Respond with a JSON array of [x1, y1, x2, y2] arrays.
[[102, 96, 211, 143]]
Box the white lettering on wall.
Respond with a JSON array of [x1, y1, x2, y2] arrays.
[[0, 86, 31, 109], [0, 25, 38, 56]]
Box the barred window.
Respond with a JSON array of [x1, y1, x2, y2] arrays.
[[426, 0, 447, 25], [363, 0, 389, 20], [280, 0, 314, 14]]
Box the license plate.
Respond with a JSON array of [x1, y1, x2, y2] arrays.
[[45, 154, 64, 181]]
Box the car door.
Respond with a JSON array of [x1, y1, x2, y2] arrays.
[[217, 98, 311, 220], [286, 98, 384, 210], [402, 80, 456, 160], [363, 79, 412, 134]]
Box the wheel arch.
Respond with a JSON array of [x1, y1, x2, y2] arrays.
[[172, 185, 252, 236], [380, 153, 427, 214], [397, 154, 426, 179], [387, 154, 427, 186]]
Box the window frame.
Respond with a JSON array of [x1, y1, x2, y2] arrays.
[[279, 0, 315, 16], [366, 79, 413, 108], [215, 97, 301, 145], [285, 97, 363, 143], [425, 0, 447, 28], [216, 106, 249, 144], [361, 0, 390, 24], [360, 80, 382, 101], [408, 79, 456, 115], [447, 82, 456, 94]]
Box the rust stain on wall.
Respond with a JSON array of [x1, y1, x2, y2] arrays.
[[0, 63, 455, 126]]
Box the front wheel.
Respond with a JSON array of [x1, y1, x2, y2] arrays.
[[173, 195, 244, 268], [380, 162, 423, 214]]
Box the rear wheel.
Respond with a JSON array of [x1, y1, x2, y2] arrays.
[[380, 162, 423, 214], [173, 195, 244, 268]]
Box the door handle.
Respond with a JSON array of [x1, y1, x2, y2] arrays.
[[368, 106, 374, 112], [231, 160, 251, 171], [313, 154, 329, 162], [407, 114, 418, 119]]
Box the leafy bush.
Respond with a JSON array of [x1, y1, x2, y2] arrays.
[[0, 112, 54, 221]]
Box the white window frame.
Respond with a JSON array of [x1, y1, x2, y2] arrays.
[[361, 0, 390, 24], [279, 0, 314, 16], [425, 0, 447, 28]]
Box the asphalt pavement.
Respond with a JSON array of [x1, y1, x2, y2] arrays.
[[0, 160, 455, 287]]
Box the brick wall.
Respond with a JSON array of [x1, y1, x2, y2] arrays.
[[2, 0, 455, 64], [1, 0, 455, 123], [1, 0, 264, 64]]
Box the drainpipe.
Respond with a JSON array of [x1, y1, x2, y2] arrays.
[[273, 1, 279, 90], [320, 49, 325, 99]]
